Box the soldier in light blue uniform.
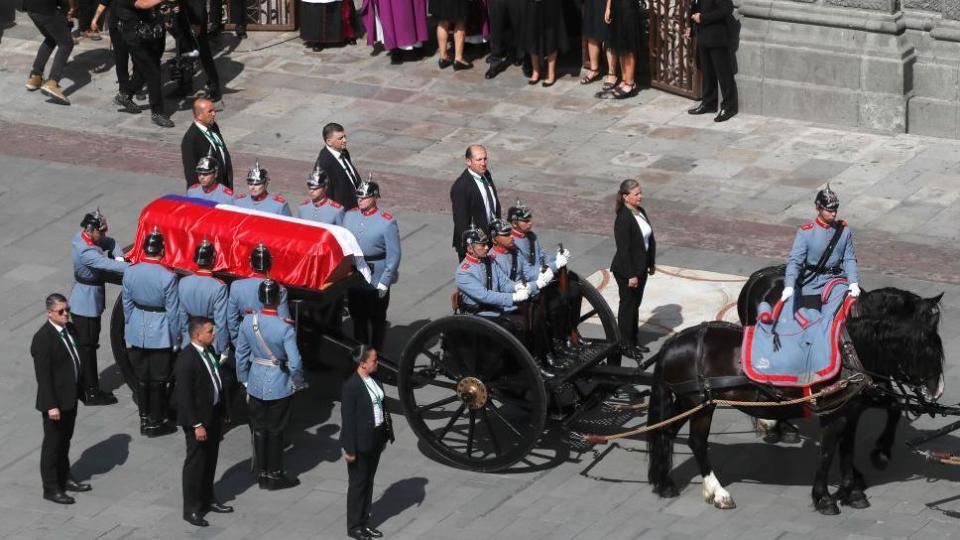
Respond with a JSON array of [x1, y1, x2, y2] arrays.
[[70, 210, 128, 405], [185, 151, 234, 205], [783, 185, 861, 307], [508, 199, 571, 274], [343, 180, 401, 351], [488, 218, 552, 298], [235, 279, 304, 491], [233, 161, 292, 216], [227, 244, 290, 343], [298, 162, 345, 225], [122, 227, 181, 437], [178, 240, 229, 356]]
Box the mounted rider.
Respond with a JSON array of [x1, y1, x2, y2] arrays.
[[782, 185, 861, 309]]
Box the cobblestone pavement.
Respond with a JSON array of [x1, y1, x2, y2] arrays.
[[2, 16, 960, 539]]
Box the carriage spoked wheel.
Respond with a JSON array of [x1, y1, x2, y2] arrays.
[[398, 315, 548, 472], [569, 277, 622, 367]]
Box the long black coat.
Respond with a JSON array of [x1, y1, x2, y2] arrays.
[[181, 122, 234, 190], [32, 321, 83, 413], [690, 0, 734, 48], [610, 206, 656, 280], [316, 146, 361, 210], [450, 169, 501, 250], [174, 345, 229, 429], [340, 372, 389, 455]]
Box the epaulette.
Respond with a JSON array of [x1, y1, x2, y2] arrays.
[[243, 309, 254, 314], [283, 318, 295, 325], [381, 211, 393, 220], [347, 207, 359, 212], [460, 263, 470, 270], [800, 223, 814, 230], [330, 200, 343, 209], [223, 187, 234, 195], [300, 198, 310, 205], [273, 194, 286, 203], [237, 193, 248, 199]]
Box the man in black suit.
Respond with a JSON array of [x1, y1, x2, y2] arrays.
[[316, 122, 362, 210], [175, 316, 233, 527], [341, 345, 391, 540], [450, 144, 501, 261], [31, 293, 92, 505], [686, 0, 738, 122], [181, 98, 233, 190]]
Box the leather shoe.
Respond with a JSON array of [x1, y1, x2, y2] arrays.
[[43, 490, 75, 504], [183, 511, 209, 527], [205, 501, 233, 513], [64, 478, 91, 492], [714, 108, 738, 122], [364, 526, 383, 538], [687, 104, 717, 115], [85, 390, 118, 406], [635, 345, 650, 353], [438, 57, 452, 69], [348, 528, 372, 540], [264, 471, 300, 490], [485, 60, 506, 79]]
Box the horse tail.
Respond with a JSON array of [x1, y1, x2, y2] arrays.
[[647, 350, 676, 494]]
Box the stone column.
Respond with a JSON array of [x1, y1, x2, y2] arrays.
[[736, 0, 915, 133], [908, 0, 960, 138]]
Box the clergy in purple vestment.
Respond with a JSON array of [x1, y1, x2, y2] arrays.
[[360, 0, 430, 54]]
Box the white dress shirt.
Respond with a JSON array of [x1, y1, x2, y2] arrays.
[[50, 321, 79, 382], [633, 211, 652, 251], [195, 121, 227, 165], [360, 374, 384, 427], [192, 342, 222, 407]]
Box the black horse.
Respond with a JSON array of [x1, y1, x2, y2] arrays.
[[736, 266, 943, 467], [647, 283, 945, 514]]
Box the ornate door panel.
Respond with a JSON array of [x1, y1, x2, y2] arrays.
[[225, 0, 297, 31], [648, 0, 701, 99]]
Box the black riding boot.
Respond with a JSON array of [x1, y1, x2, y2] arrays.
[[147, 383, 175, 437], [264, 433, 299, 490], [253, 430, 269, 488], [136, 381, 150, 436]]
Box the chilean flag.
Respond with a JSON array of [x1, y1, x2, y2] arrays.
[[126, 195, 371, 290]]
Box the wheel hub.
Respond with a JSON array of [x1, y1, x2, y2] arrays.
[[456, 377, 488, 410]]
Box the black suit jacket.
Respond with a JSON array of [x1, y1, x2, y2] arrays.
[[32, 322, 83, 413], [317, 146, 361, 210], [340, 373, 389, 455], [690, 0, 734, 48], [174, 346, 228, 429], [450, 169, 501, 250], [610, 206, 656, 280], [181, 122, 234, 190]]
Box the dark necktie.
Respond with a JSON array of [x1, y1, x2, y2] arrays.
[[61, 328, 80, 381], [201, 348, 222, 400], [340, 151, 359, 187], [479, 175, 496, 221]]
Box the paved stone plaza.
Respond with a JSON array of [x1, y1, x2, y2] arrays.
[[3, 17, 960, 539]]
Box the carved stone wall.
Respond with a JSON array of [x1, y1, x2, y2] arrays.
[[735, 0, 960, 138]]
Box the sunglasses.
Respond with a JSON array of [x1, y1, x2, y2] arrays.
[[51, 308, 69, 315]]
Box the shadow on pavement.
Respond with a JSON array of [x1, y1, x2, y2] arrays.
[[72, 433, 132, 482], [372, 477, 428, 527]]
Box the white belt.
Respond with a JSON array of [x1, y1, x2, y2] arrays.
[[253, 357, 279, 367]]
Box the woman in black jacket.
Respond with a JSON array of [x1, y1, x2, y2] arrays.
[[610, 179, 656, 360]]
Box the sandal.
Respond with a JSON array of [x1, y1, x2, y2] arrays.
[[600, 83, 638, 100], [601, 77, 619, 91], [579, 69, 601, 85]]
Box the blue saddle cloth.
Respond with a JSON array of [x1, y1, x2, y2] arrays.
[[741, 279, 854, 387]]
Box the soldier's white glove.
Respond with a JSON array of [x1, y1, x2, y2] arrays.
[[114, 255, 126, 262], [780, 287, 794, 301], [220, 353, 228, 364], [536, 268, 554, 289], [377, 282, 389, 298], [512, 287, 530, 303], [555, 250, 570, 269], [848, 283, 861, 297], [514, 282, 527, 292]]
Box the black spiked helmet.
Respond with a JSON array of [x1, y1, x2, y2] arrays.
[[489, 218, 512, 237], [307, 161, 329, 190], [507, 199, 532, 222], [194, 239, 215, 268], [462, 221, 488, 249], [246, 159, 268, 185], [258, 278, 281, 307], [249, 243, 272, 273], [355, 174, 380, 199], [815, 184, 840, 211], [80, 208, 107, 232], [195, 147, 219, 175], [143, 226, 164, 257]]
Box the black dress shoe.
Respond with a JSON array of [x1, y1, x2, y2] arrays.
[[264, 471, 300, 490], [687, 104, 717, 115], [714, 108, 738, 122], [146, 420, 177, 436], [485, 62, 505, 79], [364, 526, 384, 538], [453, 60, 473, 71], [438, 57, 452, 69], [389, 51, 403, 65], [348, 528, 372, 540], [234, 25, 247, 39], [85, 390, 118, 406], [205, 501, 234, 513], [43, 490, 75, 504], [64, 479, 91, 492], [151, 113, 174, 129], [184, 511, 209, 527]]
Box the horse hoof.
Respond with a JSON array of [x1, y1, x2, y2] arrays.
[[841, 492, 870, 509], [815, 497, 841, 516], [762, 432, 781, 444], [714, 497, 737, 510], [870, 448, 890, 470], [655, 482, 680, 498], [780, 430, 800, 444]]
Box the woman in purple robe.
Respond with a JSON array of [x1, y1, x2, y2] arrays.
[[360, 0, 430, 64]]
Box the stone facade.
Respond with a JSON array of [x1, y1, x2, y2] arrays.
[[735, 0, 960, 138]]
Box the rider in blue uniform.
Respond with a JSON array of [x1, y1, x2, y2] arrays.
[[488, 218, 551, 297], [508, 199, 571, 274], [233, 161, 292, 216], [185, 150, 234, 204], [298, 162, 345, 225], [235, 279, 305, 491], [227, 244, 290, 343], [178, 240, 229, 356], [70, 210, 128, 405], [343, 180, 401, 351], [783, 185, 861, 308], [122, 227, 181, 437]]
